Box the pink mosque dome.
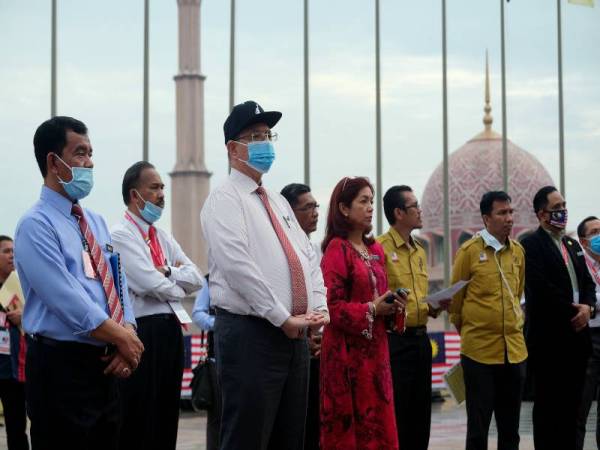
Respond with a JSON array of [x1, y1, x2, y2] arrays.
[[419, 60, 554, 276]]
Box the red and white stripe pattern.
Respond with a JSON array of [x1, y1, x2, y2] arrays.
[[431, 332, 461, 390], [181, 334, 208, 398], [72, 204, 124, 325]]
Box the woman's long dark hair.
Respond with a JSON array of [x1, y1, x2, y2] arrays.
[[321, 176, 375, 253]]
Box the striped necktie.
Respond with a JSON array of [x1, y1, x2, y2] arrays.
[[72, 204, 124, 325], [255, 187, 308, 316]]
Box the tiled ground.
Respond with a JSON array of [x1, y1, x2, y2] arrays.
[[0, 400, 596, 449]]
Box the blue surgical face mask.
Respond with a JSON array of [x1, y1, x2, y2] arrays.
[[589, 235, 600, 256], [54, 154, 94, 201], [236, 140, 275, 174], [135, 190, 163, 224]]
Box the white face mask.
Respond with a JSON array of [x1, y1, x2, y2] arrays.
[[479, 229, 505, 253]]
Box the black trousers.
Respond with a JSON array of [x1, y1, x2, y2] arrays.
[[304, 358, 320, 450], [25, 336, 120, 450], [531, 345, 588, 450], [461, 354, 526, 450], [118, 314, 184, 450], [388, 331, 432, 450], [576, 327, 600, 450], [214, 310, 309, 450], [0, 378, 29, 450], [206, 357, 222, 450]]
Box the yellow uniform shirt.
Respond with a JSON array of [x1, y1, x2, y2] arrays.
[[449, 235, 527, 364], [377, 228, 430, 328]]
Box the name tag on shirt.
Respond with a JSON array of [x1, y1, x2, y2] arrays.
[[82, 251, 97, 279], [168, 301, 192, 325], [0, 329, 10, 355]]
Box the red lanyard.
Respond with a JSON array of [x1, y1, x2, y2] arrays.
[[124, 212, 166, 267], [560, 241, 570, 267], [585, 254, 600, 286]]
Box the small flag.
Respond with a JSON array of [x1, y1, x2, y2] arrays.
[[568, 0, 595, 7]]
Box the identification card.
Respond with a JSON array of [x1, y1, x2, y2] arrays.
[[168, 301, 192, 325], [0, 329, 10, 355], [0, 312, 6, 327], [82, 251, 96, 279]]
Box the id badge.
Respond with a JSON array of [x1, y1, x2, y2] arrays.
[[82, 251, 96, 279], [0, 312, 6, 327], [0, 329, 10, 355]]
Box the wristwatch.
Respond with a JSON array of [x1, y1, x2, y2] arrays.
[[164, 266, 172, 278]]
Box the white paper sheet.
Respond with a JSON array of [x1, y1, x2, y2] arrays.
[[424, 279, 470, 308]]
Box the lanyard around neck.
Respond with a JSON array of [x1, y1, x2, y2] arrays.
[[124, 212, 165, 266]]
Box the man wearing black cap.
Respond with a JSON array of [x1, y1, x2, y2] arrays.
[[201, 101, 329, 450]]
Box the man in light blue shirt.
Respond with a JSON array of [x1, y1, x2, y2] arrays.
[[14, 116, 144, 450]]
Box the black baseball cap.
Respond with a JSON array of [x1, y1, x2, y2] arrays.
[[223, 100, 282, 144]]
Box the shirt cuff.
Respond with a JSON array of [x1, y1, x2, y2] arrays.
[[73, 305, 110, 336], [266, 302, 292, 328]]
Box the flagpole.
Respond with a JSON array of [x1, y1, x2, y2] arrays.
[[557, 0, 565, 195], [51, 0, 57, 117], [143, 0, 149, 162], [303, 0, 310, 186], [500, 0, 508, 192], [442, 0, 450, 289], [375, 0, 383, 235], [229, 0, 235, 112]]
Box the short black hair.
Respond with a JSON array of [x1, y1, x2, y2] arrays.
[[480, 191, 512, 216], [280, 183, 311, 209], [383, 185, 413, 226], [577, 216, 599, 239], [0, 236, 13, 244], [532, 186, 558, 214], [122, 161, 156, 206], [33, 116, 88, 177]]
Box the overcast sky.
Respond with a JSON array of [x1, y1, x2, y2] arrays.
[[1, 0, 599, 243]]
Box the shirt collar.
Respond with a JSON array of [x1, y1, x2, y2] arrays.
[[388, 227, 413, 250], [584, 251, 600, 271], [40, 185, 76, 218], [230, 168, 261, 195], [478, 228, 509, 253], [543, 226, 565, 242], [125, 210, 151, 233]]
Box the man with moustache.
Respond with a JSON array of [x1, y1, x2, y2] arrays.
[[576, 215, 600, 450], [111, 161, 203, 450], [15, 116, 142, 450], [522, 186, 596, 450], [201, 101, 328, 450], [450, 191, 527, 450], [377, 185, 442, 450], [281, 182, 322, 450]]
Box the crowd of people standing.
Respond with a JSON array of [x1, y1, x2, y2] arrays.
[[0, 100, 599, 450]]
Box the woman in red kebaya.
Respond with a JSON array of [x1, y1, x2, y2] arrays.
[[320, 176, 406, 450]]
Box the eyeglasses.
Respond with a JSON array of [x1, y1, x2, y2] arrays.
[[404, 202, 420, 211], [237, 131, 278, 142], [294, 203, 320, 213]]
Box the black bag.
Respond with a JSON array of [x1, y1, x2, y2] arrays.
[[190, 358, 214, 411]]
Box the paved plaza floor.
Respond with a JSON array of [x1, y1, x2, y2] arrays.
[[0, 400, 596, 449]]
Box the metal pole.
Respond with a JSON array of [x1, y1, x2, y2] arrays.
[[229, 0, 235, 112], [51, 0, 57, 117], [375, 0, 383, 235], [303, 0, 310, 186], [500, 0, 508, 192], [557, 0, 565, 195], [442, 0, 450, 288], [143, 0, 149, 162]]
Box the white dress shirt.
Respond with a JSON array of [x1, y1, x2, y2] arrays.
[[111, 212, 203, 318], [200, 169, 328, 327]]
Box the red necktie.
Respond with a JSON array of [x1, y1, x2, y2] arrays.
[[255, 187, 308, 316], [72, 204, 124, 325], [148, 225, 166, 267]]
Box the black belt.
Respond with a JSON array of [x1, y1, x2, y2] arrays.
[[137, 313, 177, 321], [394, 326, 428, 337], [27, 334, 112, 356]]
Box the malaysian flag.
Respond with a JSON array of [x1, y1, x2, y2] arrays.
[[181, 334, 208, 398], [430, 331, 460, 390]]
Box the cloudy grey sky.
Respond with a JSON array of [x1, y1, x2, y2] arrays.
[[1, 0, 599, 242]]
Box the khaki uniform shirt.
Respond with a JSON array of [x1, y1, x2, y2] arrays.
[[449, 235, 527, 364], [377, 228, 430, 328]]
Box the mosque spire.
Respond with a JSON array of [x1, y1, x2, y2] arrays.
[[483, 49, 493, 131]]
